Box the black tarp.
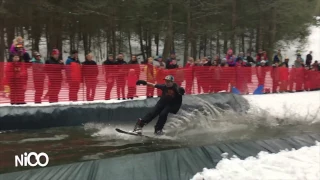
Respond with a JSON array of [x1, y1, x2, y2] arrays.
[[0, 93, 249, 131], [0, 133, 319, 180]]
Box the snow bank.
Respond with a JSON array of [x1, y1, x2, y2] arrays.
[[191, 141, 320, 180], [243, 91, 320, 123]]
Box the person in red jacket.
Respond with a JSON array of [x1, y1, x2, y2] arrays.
[[185, 57, 195, 94], [278, 63, 289, 92], [127, 69, 138, 99], [65, 50, 81, 101], [5, 54, 27, 104]]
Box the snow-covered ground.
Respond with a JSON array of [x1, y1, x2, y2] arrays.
[[190, 91, 320, 180], [243, 91, 320, 123], [191, 141, 320, 180]]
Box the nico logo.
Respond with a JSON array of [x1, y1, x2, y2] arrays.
[[15, 152, 49, 167]]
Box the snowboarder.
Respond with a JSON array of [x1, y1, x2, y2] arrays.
[[134, 75, 185, 135]]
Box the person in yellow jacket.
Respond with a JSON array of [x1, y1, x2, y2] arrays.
[[144, 57, 157, 98]]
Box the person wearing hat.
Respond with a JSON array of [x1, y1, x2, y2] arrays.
[[65, 50, 81, 101], [45, 49, 64, 103], [31, 51, 45, 103], [132, 75, 185, 135]]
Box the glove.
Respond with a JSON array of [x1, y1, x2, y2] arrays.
[[136, 80, 147, 85], [178, 87, 185, 95]]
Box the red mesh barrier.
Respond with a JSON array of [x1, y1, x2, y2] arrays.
[[0, 62, 319, 104]]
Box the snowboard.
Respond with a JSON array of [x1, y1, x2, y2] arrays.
[[115, 128, 153, 138]]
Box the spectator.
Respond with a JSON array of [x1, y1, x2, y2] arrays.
[[145, 57, 156, 98], [198, 57, 211, 93], [167, 59, 179, 69], [296, 53, 305, 63], [115, 53, 127, 100], [128, 55, 141, 98], [185, 57, 195, 94], [154, 56, 166, 97], [9, 36, 24, 53], [31, 51, 45, 103], [226, 52, 236, 67], [294, 57, 304, 68], [226, 49, 233, 61], [201, 57, 211, 66], [283, 57, 289, 68], [102, 54, 116, 100], [166, 52, 176, 67], [210, 61, 222, 93], [153, 56, 166, 69], [127, 69, 138, 99], [45, 49, 64, 103], [213, 55, 221, 65], [306, 51, 313, 67], [212, 59, 219, 66], [128, 55, 140, 76], [82, 52, 98, 101], [5, 53, 27, 104], [273, 49, 283, 64], [271, 62, 280, 93], [8, 43, 31, 63], [245, 52, 255, 66], [237, 52, 245, 61], [66, 50, 81, 101], [256, 60, 267, 89], [312, 61, 319, 71], [278, 63, 289, 92]]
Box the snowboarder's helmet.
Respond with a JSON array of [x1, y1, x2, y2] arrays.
[[164, 75, 174, 82]]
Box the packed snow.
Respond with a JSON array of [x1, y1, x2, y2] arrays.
[[244, 91, 320, 123], [191, 141, 320, 180]]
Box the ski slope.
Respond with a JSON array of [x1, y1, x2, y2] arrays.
[[191, 142, 320, 180]]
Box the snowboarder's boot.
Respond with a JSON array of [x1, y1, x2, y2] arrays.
[[133, 118, 144, 135], [154, 129, 164, 136]]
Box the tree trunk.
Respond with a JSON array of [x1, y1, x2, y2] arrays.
[[198, 36, 202, 59], [267, 7, 277, 61], [162, 2, 173, 62], [255, 26, 260, 53], [147, 29, 152, 58], [209, 35, 213, 57], [203, 34, 207, 56], [0, 20, 4, 91], [19, 26, 24, 39], [216, 31, 220, 56], [138, 22, 146, 62], [118, 29, 123, 54], [0, 19, 5, 62], [6, 25, 15, 52], [112, 27, 116, 57], [231, 0, 237, 51], [184, 1, 191, 64], [258, 15, 264, 51], [155, 33, 159, 55], [241, 33, 245, 53], [249, 29, 254, 53], [223, 32, 228, 53], [128, 31, 132, 57]]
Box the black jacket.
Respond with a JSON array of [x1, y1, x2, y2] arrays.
[[155, 83, 184, 114]]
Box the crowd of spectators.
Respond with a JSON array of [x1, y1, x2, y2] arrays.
[[2, 37, 320, 105]]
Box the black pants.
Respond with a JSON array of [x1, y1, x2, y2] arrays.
[[141, 105, 171, 131], [69, 81, 80, 101]]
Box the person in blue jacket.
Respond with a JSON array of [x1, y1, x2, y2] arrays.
[[133, 75, 185, 135]]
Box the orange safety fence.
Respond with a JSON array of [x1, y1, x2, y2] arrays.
[[0, 62, 319, 104]]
